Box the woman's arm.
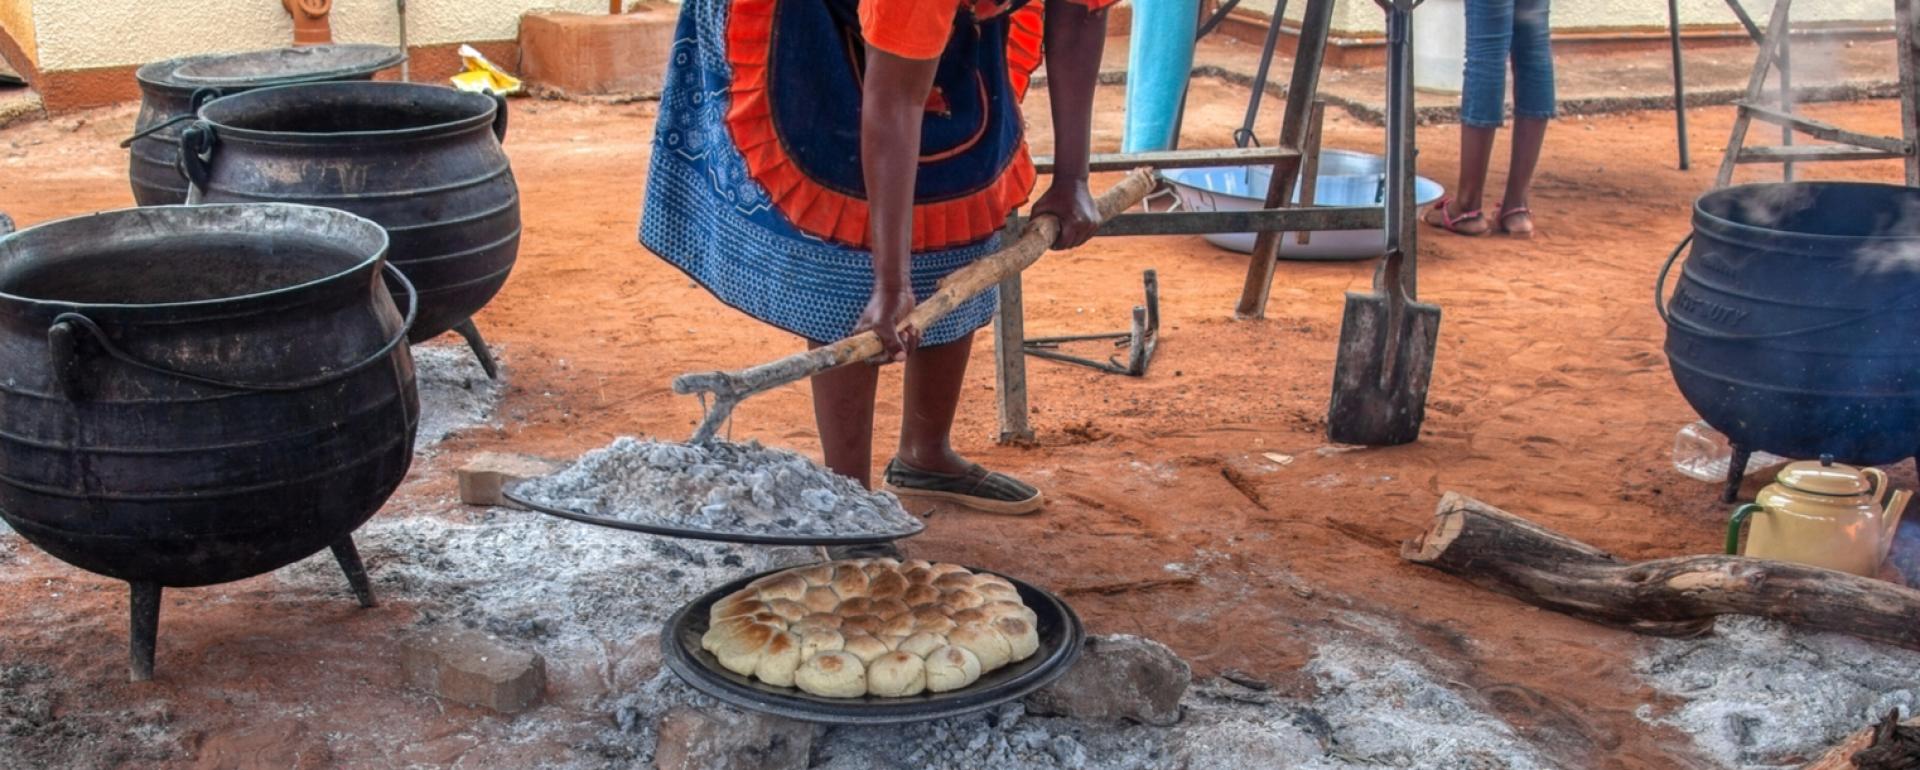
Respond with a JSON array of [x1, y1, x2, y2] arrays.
[[1031, 0, 1110, 249], [857, 50, 941, 360]]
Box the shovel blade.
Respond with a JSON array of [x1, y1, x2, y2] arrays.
[[1327, 290, 1440, 446]]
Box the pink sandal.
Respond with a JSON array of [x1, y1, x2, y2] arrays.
[[1422, 195, 1489, 236], [1496, 203, 1535, 239]]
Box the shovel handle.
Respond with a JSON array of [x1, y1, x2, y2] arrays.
[[673, 169, 1157, 402]]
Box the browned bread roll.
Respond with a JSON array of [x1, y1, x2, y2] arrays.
[[705, 559, 1040, 697]]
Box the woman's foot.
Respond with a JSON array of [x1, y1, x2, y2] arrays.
[[1497, 203, 1535, 239], [1421, 195, 1491, 236], [883, 456, 1043, 516]]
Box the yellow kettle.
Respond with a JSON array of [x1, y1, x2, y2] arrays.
[[1727, 456, 1911, 577]]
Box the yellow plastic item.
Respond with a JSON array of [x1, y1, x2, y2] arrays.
[[450, 44, 522, 96]]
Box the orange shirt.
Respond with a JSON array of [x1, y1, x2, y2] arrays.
[[859, 0, 1117, 61]]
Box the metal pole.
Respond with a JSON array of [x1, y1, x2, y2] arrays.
[[1668, 0, 1691, 170], [397, 0, 411, 82], [1234, 0, 1292, 148], [1777, 2, 1794, 181]]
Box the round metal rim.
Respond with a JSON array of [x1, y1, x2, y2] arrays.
[[502, 486, 926, 547], [662, 564, 1085, 724], [169, 44, 406, 87], [1695, 181, 1920, 246], [197, 81, 497, 144], [0, 204, 390, 314]]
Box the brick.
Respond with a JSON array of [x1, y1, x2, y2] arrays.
[[653, 707, 811, 770], [1025, 634, 1191, 726], [518, 7, 677, 97], [457, 452, 563, 507], [402, 629, 547, 714]]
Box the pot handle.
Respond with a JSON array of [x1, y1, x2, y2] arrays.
[[1726, 503, 1764, 555], [118, 88, 222, 149], [490, 93, 509, 143], [44, 263, 419, 398], [177, 120, 218, 194], [1658, 232, 1920, 341]]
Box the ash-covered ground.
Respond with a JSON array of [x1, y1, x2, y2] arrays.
[[412, 340, 507, 452]]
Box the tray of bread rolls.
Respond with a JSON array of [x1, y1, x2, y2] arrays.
[[663, 558, 1085, 724]]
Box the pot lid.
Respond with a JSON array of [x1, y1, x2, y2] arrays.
[[169, 45, 405, 87], [1775, 458, 1873, 497]]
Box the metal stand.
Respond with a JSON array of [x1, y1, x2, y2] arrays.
[[452, 318, 501, 380], [1023, 270, 1160, 377], [125, 535, 376, 681], [1702, 0, 1919, 186], [1003, 0, 1375, 443]]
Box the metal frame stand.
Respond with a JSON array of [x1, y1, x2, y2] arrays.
[[1668, 0, 1919, 183], [1023, 270, 1160, 377], [1000, 0, 1379, 443]]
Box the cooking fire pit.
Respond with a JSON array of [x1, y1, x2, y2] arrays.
[[182, 81, 520, 378], [0, 204, 420, 680]]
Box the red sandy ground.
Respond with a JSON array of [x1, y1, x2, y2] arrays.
[[0, 82, 1912, 768]]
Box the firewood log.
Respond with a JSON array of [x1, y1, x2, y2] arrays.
[[1402, 493, 1920, 652]]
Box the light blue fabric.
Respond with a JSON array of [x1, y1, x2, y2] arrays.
[[1460, 0, 1555, 128], [1122, 0, 1199, 152]]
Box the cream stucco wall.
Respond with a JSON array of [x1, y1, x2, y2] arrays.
[[0, 0, 35, 65], [25, 0, 609, 72], [1267, 0, 1893, 36]]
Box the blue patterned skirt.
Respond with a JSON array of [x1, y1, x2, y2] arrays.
[[638, 0, 1043, 345]]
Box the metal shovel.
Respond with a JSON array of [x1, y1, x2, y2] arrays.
[[1326, 0, 1439, 446]]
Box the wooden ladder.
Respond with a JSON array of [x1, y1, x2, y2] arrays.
[[1715, 0, 1920, 187]]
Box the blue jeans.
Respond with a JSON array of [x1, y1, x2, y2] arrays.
[[1461, 0, 1555, 128]]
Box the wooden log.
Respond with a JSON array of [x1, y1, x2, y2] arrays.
[[1402, 492, 1920, 651], [1802, 711, 1920, 770]]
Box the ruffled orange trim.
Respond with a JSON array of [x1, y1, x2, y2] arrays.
[[726, 0, 1039, 252]]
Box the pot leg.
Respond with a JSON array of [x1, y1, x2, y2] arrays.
[[331, 537, 378, 609], [452, 319, 500, 380], [129, 581, 161, 682], [1721, 445, 1752, 504]]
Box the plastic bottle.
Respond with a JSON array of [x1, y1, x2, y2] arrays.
[[1672, 421, 1787, 483]]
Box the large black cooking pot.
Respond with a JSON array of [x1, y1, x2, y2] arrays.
[[1660, 182, 1920, 480], [125, 45, 404, 206], [0, 204, 419, 679], [182, 82, 519, 376]]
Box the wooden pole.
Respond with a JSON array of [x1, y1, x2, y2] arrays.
[[1403, 493, 1920, 651], [1234, 0, 1335, 319]]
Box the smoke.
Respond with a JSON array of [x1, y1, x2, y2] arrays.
[[1727, 181, 1817, 231], [1853, 194, 1920, 275], [1893, 520, 1920, 587]]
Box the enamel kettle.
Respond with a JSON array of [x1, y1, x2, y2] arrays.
[[1726, 456, 1911, 577]]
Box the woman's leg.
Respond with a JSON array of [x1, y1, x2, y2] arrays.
[[896, 333, 976, 475], [1500, 0, 1554, 235], [812, 346, 882, 488], [1427, 0, 1513, 234]]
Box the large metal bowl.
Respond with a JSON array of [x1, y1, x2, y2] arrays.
[[1163, 149, 1445, 260], [663, 564, 1084, 724]]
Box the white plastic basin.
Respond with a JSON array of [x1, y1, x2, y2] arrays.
[[1162, 150, 1446, 261]]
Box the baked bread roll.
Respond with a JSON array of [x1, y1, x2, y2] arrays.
[[705, 559, 1041, 697], [867, 651, 927, 697], [795, 651, 866, 698]]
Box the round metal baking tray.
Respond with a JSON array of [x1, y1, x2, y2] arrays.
[[503, 486, 925, 547], [662, 565, 1084, 724]]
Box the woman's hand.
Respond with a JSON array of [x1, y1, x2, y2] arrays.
[[1032, 178, 1100, 250], [856, 284, 921, 362]]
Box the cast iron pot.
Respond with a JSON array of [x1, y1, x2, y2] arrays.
[[0, 204, 419, 679], [181, 81, 519, 376], [125, 45, 404, 206], [1660, 182, 1920, 483]]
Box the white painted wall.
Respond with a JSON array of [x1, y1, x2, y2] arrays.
[[26, 0, 610, 72], [1262, 0, 1893, 36]]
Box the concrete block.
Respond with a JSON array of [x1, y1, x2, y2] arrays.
[[519, 7, 677, 96], [653, 706, 811, 770], [402, 629, 547, 714], [457, 452, 563, 507]]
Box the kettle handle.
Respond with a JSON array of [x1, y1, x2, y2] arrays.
[[1864, 467, 1892, 507], [1727, 504, 1764, 556]]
